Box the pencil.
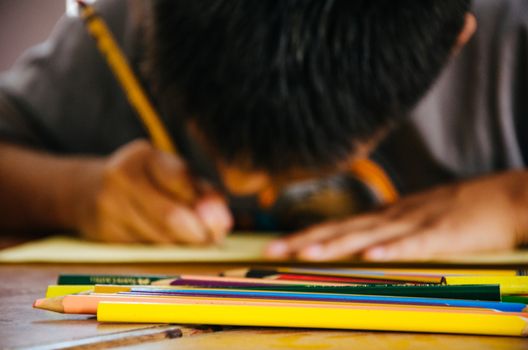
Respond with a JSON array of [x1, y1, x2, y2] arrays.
[[230, 284, 501, 300], [223, 268, 444, 284], [45, 285, 94, 298], [33, 293, 509, 315], [76, 0, 175, 153], [503, 295, 528, 304], [34, 291, 528, 314], [444, 276, 528, 295], [264, 273, 421, 284], [97, 302, 528, 336], [57, 274, 173, 285], [76, 0, 220, 241], [224, 267, 526, 281], [153, 275, 348, 287], [128, 283, 501, 301]]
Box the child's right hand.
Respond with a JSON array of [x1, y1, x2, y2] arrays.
[[74, 140, 233, 244]]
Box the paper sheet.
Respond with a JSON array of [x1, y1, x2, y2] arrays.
[[0, 233, 278, 263], [1, 233, 527, 264]]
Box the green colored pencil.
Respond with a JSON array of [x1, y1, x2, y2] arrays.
[[57, 274, 174, 286], [218, 284, 501, 301], [502, 295, 528, 304]]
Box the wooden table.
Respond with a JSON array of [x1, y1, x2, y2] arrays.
[[1, 262, 528, 349]]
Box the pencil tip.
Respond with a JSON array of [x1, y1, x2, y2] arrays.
[[33, 297, 65, 313]]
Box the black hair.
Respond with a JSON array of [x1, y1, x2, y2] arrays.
[[149, 0, 471, 173]]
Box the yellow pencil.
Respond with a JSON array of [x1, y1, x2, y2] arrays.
[[76, 1, 175, 153], [445, 276, 528, 295], [77, 0, 230, 242], [97, 302, 528, 336], [45, 285, 94, 298], [45, 284, 170, 298]]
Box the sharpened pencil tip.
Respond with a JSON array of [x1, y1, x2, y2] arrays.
[[33, 297, 65, 313]]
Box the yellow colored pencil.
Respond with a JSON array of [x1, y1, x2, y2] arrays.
[[45, 285, 94, 298], [97, 302, 528, 336], [46, 284, 170, 297], [445, 276, 528, 295]]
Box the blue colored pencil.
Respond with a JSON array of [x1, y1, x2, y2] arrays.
[[126, 287, 526, 313]]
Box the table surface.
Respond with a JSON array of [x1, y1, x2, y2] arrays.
[[2, 261, 528, 349]]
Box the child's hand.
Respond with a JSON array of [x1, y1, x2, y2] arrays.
[[266, 171, 528, 261], [75, 140, 232, 244]]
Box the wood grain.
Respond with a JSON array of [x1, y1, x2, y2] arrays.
[[0, 264, 227, 349]]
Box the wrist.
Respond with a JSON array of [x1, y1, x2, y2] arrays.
[[53, 157, 105, 230], [503, 170, 528, 246]]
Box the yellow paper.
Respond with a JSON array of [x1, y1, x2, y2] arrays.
[[0, 233, 278, 263], [1, 233, 528, 264]]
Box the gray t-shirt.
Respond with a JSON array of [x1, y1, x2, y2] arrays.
[[0, 0, 526, 225], [0, 0, 148, 154]]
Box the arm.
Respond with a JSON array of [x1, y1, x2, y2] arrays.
[[0, 142, 101, 231], [0, 140, 232, 243]]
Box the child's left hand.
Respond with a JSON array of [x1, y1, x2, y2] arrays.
[[265, 171, 528, 261]]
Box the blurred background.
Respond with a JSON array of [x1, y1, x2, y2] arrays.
[[0, 0, 64, 71]]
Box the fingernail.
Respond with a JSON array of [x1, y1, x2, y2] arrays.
[[211, 201, 233, 231], [365, 247, 387, 261], [266, 241, 289, 258], [168, 209, 206, 244], [298, 244, 324, 260], [196, 200, 232, 241]]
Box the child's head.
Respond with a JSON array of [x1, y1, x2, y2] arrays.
[[148, 0, 471, 193]]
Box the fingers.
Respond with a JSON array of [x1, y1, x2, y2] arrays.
[[265, 205, 419, 260], [146, 144, 233, 243], [122, 174, 210, 244], [362, 223, 516, 261], [90, 139, 232, 245], [147, 150, 195, 203], [195, 194, 233, 243], [265, 213, 381, 259], [362, 232, 438, 261], [295, 219, 414, 261]]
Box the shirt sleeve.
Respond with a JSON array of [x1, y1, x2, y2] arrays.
[[0, 0, 147, 155]]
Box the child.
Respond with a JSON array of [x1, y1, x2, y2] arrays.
[[0, 0, 526, 261]]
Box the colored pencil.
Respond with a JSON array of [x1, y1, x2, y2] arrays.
[[503, 296, 528, 304], [45, 285, 94, 298], [128, 284, 501, 301], [34, 290, 528, 314], [153, 275, 351, 287], [57, 274, 172, 286], [202, 284, 500, 300], [224, 267, 526, 283], [224, 268, 443, 283], [267, 273, 407, 284], [444, 276, 528, 295], [229, 284, 501, 300], [97, 302, 528, 336], [46, 284, 177, 298], [34, 293, 522, 315]]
